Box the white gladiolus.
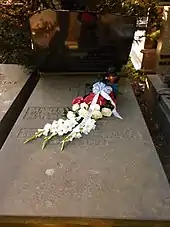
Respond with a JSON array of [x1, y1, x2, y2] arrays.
[[43, 123, 52, 136], [57, 125, 68, 136], [58, 119, 65, 125], [101, 107, 112, 117], [75, 133, 82, 139], [64, 120, 72, 132], [72, 103, 80, 112], [67, 111, 76, 120], [92, 110, 102, 120], [94, 104, 100, 111], [80, 102, 88, 109], [78, 108, 88, 118], [82, 118, 96, 134], [50, 120, 58, 134], [73, 126, 81, 133], [67, 119, 78, 128]]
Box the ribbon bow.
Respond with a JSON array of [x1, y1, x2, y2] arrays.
[[93, 82, 112, 95], [91, 82, 122, 119]]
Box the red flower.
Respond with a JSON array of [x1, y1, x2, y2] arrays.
[[110, 91, 116, 104], [84, 93, 94, 104], [81, 13, 96, 24], [98, 95, 106, 106], [72, 96, 84, 105], [84, 93, 106, 106]]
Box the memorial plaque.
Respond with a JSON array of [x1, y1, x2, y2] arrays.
[[0, 75, 170, 219]]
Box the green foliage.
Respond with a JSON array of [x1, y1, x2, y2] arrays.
[[0, 20, 34, 66], [0, 0, 41, 66], [95, 0, 158, 17], [121, 58, 146, 82], [0, 0, 159, 66]]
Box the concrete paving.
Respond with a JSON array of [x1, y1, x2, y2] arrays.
[[0, 65, 39, 148], [0, 75, 170, 219]]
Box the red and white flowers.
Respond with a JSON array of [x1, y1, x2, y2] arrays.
[[24, 81, 122, 151]]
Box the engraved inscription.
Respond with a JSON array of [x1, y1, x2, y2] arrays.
[[76, 137, 108, 146], [17, 128, 37, 138], [17, 128, 142, 143], [23, 107, 64, 120]]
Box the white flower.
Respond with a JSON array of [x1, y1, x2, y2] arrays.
[[67, 111, 76, 120], [58, 119, 65, 125], [94, 104, 100, 111], [50, 120, 58, 134], [101, 107, 112, 117], [44, 123, 52, 131], [75, 133, 82, 139], [43, 123, 52, 136], [64, 120, 73, 132], [78, 108, 88, 118], [82, 118, 96, 134], [80, 102, 88, 109], [52, 120, 58, 126], [82, 126, 90, 135], [68, 119, 78, 128], [57, 126, 67, 136], [37, 129, 44, 137], [72, 103, 80, 112], [92, 110, 103, 120], [76, 116, 82, 121], [73, 126, 81, 133]]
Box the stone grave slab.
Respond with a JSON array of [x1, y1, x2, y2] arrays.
[[0, 65, 38, 149], [0, 75, 170, 219]]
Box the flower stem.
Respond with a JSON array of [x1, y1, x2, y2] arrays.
[[60, 135, 72, 151], [60, 141, 65, 152], [42, 134, 56, 150], [24, 131, 43, 144]]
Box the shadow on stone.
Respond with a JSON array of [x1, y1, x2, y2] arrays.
[[0, 65, 39, 149]]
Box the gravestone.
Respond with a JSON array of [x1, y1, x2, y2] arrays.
[[0, 65, 39, 149], [0, 75, 170, 219], [30, 11, 136, 73], [156, 7, 170, 85]]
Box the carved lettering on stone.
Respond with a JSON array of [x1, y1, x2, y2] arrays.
[[17, 128, 37, 138], [23, 107, 64, 120], [17, 127, 142, 144]]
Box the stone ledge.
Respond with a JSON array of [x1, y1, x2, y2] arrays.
[[146, 75, 170, 146], [0, 64, 39, 149]]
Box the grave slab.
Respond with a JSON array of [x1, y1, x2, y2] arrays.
[[0, 75, 170, 220], [0, 65, 39, 149]]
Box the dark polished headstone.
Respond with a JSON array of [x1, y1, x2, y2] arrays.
[[0, 65, 39, 149], [0, 75, 170, 219], [31, 11, 136, 72]]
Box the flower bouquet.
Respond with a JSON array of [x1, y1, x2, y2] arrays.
[[24, 68, 122, 151]]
